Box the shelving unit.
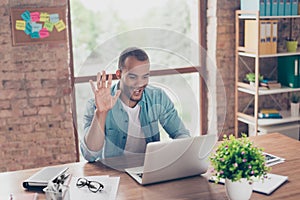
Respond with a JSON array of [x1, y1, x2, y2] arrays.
[[235, 10, 300, 137]]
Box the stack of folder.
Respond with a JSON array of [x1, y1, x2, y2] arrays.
[[260, 79, 282, 89], [240, 0, 299, 16], [258, 108, 283, 118], [244, 20, 278, 55]]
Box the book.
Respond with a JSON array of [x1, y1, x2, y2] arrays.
[[258, 113, 282, 118], [260, 81, 281, 89], [260, 79, 278, 84], [267, 82, 281, 89], [23, 166, 68, 191], [260, 108, 279, 114]]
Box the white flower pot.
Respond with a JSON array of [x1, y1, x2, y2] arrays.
[[225, 178, 253, 200], [291, 102, 299, 117]]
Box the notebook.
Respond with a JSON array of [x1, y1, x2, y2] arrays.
[[209, 173, 288, 195], [23, 166, 68, 190], [125, 134, 218, 185]]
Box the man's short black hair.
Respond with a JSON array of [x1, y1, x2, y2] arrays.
[[118, 47, 149, 70]]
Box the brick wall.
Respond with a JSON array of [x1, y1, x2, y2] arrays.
[[0, 0, 77, 172], [215, 1, 240, 135], [206, 0, 240, 137]]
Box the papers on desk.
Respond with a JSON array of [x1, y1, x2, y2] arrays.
[[6, 193, 38, 200], [209, 173, 288, 195], [253, 173, 288, 195], [263, 152, 285, 167], [69, 176, 120, 200]]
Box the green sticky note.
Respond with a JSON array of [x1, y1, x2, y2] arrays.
[[43, 21, 54, 32]]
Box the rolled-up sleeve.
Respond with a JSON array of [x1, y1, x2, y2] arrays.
[[80, 139, 103, 162], [80, 99, 103, 162]]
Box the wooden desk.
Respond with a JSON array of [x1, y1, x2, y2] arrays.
[[0, 133, 299, 199]]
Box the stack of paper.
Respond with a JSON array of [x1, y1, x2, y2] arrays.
[[263, 152, 285, 167], [69, 176, 120, 200], [209, 173, 288, 195]]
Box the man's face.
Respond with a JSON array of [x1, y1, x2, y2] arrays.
[[118, 56, 150, 107]]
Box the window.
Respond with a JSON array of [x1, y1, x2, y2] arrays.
[[69, 0, 204, 159]]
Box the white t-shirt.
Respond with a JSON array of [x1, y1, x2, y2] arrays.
[[120, 101, 147, 154]]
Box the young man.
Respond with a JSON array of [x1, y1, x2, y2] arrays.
[[81, 47, 190, 162]]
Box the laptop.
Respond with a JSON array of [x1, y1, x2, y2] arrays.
[[23, 166, 68, 190], [125, 134, 217, 185]]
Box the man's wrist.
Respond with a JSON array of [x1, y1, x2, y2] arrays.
[[95, 109, 107, 119]]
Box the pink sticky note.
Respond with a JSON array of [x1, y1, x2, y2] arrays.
[[39, 28, 50, 38], [30, 12, 40, 22]]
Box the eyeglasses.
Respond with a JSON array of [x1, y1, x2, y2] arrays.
[[76, 178, 104, 193]]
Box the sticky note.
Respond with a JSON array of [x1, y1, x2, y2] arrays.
[[43, 21, 54, 32], [30, 12, 40, 22], [55, 20, 66, 32], [39, 28, 50, 38], [30, 32, 40, 39], [15, 20, 26, 30], [31, 22, 43, 32], [21, 10, 30, 22], [49, 13, 59, 23], [39, 12, 49, 22], [24, 22, 32, 35]]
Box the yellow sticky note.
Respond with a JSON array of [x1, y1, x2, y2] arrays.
[[40, 12, 49, 22], [55, 20, 66, 32], [16, 20, 26, 30]]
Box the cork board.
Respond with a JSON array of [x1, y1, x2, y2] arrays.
[[10, 6, 67, 46]]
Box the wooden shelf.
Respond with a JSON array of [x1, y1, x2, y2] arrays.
[[238, 51, 300, 58], [237, 83, 300, 95], [237, 111, 300, 127], [235, 10, 300, 137], [238, 13, 300, 20]]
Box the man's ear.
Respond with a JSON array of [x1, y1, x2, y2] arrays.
[[116, 69, 121, 79]]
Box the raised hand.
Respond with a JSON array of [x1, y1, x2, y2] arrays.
[[89, 71, 121, 113]]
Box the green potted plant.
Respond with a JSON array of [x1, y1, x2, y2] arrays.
[[290, 93, 300, 117], [286, 18, 298, 52], [245, 73, 263, 86], [210, 134, 270, 200]]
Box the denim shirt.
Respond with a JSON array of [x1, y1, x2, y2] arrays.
[[80, 83, 190, 162]]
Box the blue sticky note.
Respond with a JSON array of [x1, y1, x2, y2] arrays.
[[49, 13, 59, 23], [24, 22, 32, 35], [21, 10, 31, 22], [30, 32, 40, 39], [30, 22, 43, 32]]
